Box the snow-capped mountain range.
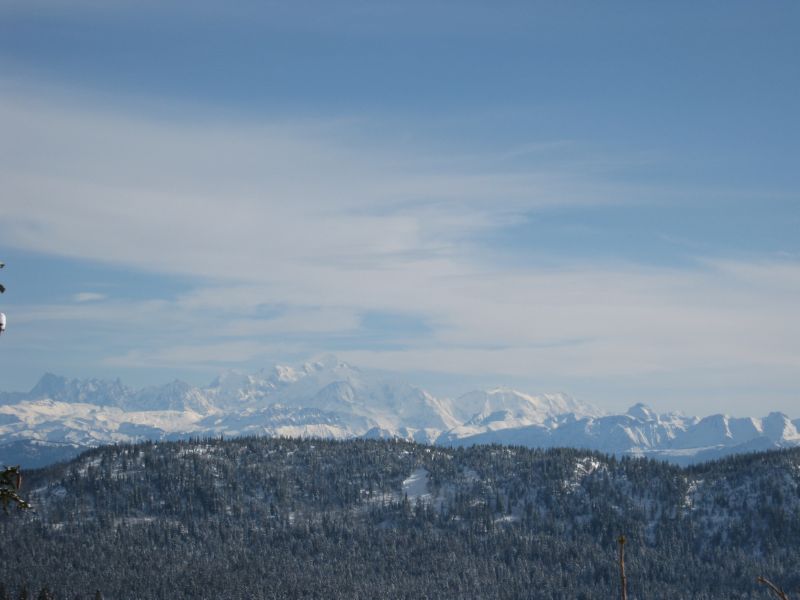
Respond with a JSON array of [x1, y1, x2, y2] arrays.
[[1, 356, 798, 467]]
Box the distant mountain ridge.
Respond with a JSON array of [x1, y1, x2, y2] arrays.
[[1, 356, 798, 467]]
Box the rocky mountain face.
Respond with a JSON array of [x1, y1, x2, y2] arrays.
[[0, 356, 798, 467]]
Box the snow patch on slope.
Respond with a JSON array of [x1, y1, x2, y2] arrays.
[[402, 468, 432, 503]]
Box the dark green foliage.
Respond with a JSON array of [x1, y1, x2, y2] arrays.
[[0, 466, 29, 512], [2, 438, 799, 599], [35, 588, 53, 600]]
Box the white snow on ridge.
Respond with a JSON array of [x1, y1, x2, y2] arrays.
[[1, 357, 799, 467]]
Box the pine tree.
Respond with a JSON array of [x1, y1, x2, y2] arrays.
[[35, 588, 53, 600], [0, 467, 29, 513]]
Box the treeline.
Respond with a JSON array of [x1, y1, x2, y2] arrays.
[[0, 437, 798, 598]]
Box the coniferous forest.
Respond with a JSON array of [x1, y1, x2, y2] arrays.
[[1, 437, 799, 599]]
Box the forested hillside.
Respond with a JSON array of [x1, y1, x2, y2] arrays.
[[1, 438, 799, 599]]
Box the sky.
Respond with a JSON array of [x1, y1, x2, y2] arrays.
[[0, 1, 798, 416]]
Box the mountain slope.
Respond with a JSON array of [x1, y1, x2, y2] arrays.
[[442, 403, 800, 466]]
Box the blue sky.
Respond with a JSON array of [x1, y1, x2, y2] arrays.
[[1, 1, 798, 415]]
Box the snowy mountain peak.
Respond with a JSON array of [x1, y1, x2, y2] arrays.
[[304, 354, 353, 373], [451, 388, 596, 426], [761, 412, 799, 442], [626, 403, 657, 421], [272, 365, 301, 383], [29, 373, 69, 399], [28, 373, 130, 407], [268, 355, 357, 386], [209, 370, 254, 390]]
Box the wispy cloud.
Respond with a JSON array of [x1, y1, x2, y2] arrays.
[[2, 79, 799, 415], [73, 292, 106, 303], [0, 80, 641, 281]]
